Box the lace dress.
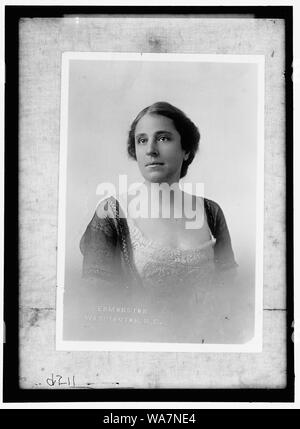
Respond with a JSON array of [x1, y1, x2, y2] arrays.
[[126, 217, 217, 342], [80, 196, 238, 342]]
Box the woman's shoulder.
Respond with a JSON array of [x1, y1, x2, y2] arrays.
[[95, 196, 120, 219], [188, 195, 222, 214], [202, 197, 227, 231], [203, 196, 221, 211]]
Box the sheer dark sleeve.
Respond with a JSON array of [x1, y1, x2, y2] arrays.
[[213, 205, 238, 271], [79, 200, 122, 281], [205, 199, 238, 272]]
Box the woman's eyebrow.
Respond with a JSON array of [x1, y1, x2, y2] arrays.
[[135, 130, 173, 138], [155, 130, 173, 135]]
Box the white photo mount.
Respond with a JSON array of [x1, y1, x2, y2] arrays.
[[56, 52, 264, 353]]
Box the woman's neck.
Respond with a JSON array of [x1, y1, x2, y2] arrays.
[[142, 180, 185, 219]]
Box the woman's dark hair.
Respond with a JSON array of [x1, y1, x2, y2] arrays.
[[127, 101, 200, 178]]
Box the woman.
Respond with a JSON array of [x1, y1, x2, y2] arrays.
[[80, 102, 238, 342]]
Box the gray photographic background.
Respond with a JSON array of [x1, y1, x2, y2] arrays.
[[63, 57, 258, 345], [19, 17, 286, 389]]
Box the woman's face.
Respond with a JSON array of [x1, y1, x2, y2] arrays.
[[134, 113, 188, 184]]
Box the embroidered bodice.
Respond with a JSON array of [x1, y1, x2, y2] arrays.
[[127, 217, 216, 293], [80, 197, 238, 342]]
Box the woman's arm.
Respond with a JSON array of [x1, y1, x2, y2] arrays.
[[204, 198, 238, 272], [80, 199, 122, 281]]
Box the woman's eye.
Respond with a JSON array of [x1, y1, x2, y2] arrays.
[[137, 138, 147, 144], [158, 135, 169, 142]]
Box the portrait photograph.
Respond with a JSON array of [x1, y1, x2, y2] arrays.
[[56, 52, 264, 352], [6, 7, 292, 399]]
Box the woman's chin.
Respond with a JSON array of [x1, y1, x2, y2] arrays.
[[144, 172, 169, 184]]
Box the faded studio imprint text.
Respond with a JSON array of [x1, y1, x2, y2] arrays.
[[85, 303, 164, 326]]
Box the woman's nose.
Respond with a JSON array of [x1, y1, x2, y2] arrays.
[[146, 139, 158, 155]]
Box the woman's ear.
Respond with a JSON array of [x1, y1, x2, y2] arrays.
[[184, 152, 190, 161]]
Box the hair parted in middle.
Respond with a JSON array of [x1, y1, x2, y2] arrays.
[[127, 101, 200, 178]]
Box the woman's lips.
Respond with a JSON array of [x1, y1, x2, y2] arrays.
[[145, 162, 164, 167]]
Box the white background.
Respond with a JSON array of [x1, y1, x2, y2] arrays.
[[61, 54, 261, 348], [66, 55, 258, 285]]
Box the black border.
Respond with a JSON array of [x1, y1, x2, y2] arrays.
[[3, 5, 294, 403]]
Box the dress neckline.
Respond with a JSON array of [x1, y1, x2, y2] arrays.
[[127, 216, 216, 254]]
